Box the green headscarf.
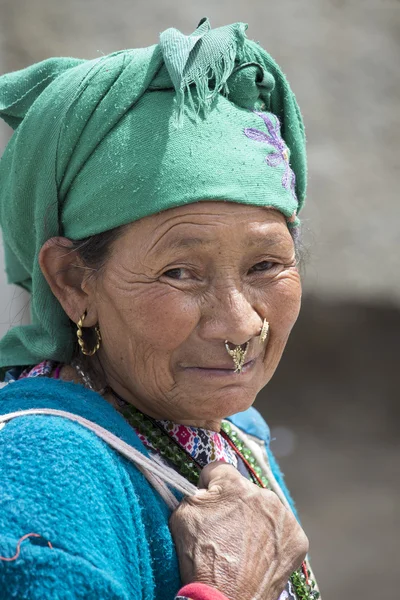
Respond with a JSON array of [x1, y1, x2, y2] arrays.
[[0, 18, 306, 368]]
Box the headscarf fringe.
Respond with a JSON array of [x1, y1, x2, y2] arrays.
[[173, 42, 238, 127]]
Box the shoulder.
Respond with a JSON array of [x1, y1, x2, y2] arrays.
[[0, 378, 155, 504], [0, 380, 167, 593], [0, 377, 163, 532], [0, 377, 146, 448], [0, 379, 181, 597], [0, 403, 144, 524], [0, 379, 112, 473], [0, 413, 158, 599], [0, 405, 121, 475], [0, 376, 106, 414]]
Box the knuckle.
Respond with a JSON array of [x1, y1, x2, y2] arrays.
[[270, 490, 282, 506], [219, 474, 248, 498], [168, 509, 179, 530], [262, 488, 282, 508], [294, 529, 309, 558], [299, 530, 309, 555], [236, 475, 251, 492], [169, 501, 188, 526]]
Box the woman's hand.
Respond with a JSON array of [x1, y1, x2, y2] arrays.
[[169, 462, 308, 600]]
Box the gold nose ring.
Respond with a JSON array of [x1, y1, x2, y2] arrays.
[[224, 341, 249, 373], [259, 319, 269, 344]]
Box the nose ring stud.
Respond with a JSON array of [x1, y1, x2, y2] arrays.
[[224, 341, 249, 373], [224, 319, 269, 372], [259, 319, 269, 344]]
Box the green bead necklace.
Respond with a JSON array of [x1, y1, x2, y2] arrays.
[[121, 403, 202, 485], [220, 421, 271, 488]]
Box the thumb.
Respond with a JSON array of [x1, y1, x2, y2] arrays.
[[198, 461, 241, 490]]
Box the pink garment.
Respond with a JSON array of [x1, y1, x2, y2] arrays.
[[177, 583, 230, 600], [19, 360, 55, 379]]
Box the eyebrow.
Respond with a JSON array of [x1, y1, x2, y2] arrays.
[[154, 233, 286, 253], [164, 237, 208, 249], [152, 236, 210, 253], [245, 235, 285, 249]]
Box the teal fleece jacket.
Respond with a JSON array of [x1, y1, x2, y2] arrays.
[[0, 378, 295, 599]]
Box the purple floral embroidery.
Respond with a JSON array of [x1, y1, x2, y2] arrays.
[[244, 112, 296, 199]]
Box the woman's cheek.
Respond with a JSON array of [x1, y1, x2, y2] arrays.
[[266, 270, 302, 335], [131, 286, 200, 351]]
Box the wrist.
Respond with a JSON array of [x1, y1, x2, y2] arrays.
[[176, 582, 230, 600]]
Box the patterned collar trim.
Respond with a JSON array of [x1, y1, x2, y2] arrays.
[[138, 420, 238, 469], [19, 360, 55, 380]]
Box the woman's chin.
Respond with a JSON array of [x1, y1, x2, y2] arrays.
[[182, 385, 260, 424], [176, 362, 269, 419]]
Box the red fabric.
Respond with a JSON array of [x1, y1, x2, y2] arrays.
[[177, 582, 230, 600]]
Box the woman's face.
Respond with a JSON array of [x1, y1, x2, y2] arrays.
[[79, 202, 301, 429]]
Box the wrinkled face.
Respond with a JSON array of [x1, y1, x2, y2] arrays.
[[85, 202, 301, 428]]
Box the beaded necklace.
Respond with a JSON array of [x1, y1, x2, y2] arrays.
[[120, 401, 202, 484]]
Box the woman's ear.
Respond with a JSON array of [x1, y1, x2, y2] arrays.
[[38, 237, 98, 326]]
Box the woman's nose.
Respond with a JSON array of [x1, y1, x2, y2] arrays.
[[200, 288, 263, 346]]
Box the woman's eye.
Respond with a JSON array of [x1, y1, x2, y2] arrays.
[[162, 268, 189, 280], [249, 261, 276, 273]]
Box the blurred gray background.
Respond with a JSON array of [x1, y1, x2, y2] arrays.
[[0, 1, 398, 597]]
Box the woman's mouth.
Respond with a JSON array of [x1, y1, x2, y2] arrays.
[[183, 358, 258, 378]]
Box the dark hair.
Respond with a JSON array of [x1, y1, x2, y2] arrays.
[[289, 225, 306, 271], [68, 225, 127, 275]]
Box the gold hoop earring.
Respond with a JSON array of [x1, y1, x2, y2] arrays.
[[259, 319, 269, 344], [76, 311, 102, 356], [224, 341, 249, 373]]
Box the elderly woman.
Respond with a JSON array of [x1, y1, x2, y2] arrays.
[[0, 19, 320, 600]]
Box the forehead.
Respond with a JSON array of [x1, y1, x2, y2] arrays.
[[127, 202, 290, 249]]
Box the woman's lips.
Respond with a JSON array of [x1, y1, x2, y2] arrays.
[[183, 358, 258, 377]]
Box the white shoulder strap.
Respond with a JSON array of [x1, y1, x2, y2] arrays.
[[0, 408, 197, 510]]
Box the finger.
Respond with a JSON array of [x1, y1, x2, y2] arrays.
[[198, 461, 241, 489]]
